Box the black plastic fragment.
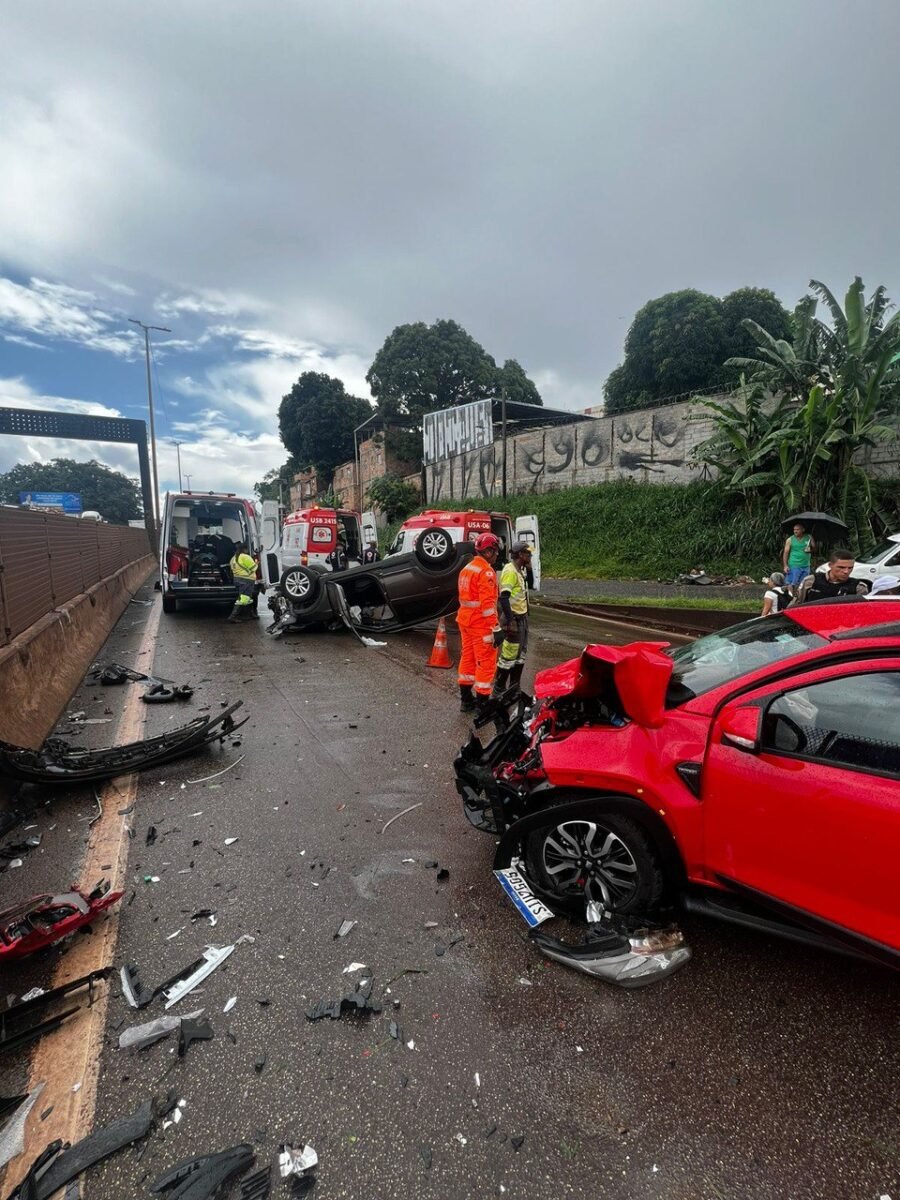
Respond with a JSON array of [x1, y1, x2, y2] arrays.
[[30, 1100, 153, 1199], [418, 1146, 433, 1170], [120, 962, 154, 1009], [289, 1178, 315, 1197], [253, 1054, 266, 1074], [178, 1017, 214, 1058], [436, 868, 450, 882], [510, 1135, 525, 1151], [146, 826, 158, 846], [7, 1138, 65, 1200], [149, 1143, 255, 1199], [306, 978, 381, 1022], [240, 1165, 271, 1199]]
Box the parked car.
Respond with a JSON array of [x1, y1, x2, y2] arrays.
[[268, 528, 475, 636], [455, 598, 900, 968], [387, 509, 541, 589], [160, 492, 262, 614], [815, 533, 900, 583]]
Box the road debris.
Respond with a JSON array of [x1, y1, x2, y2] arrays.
[[185, 755, 246, 786], [530, 908, 692, 989], [161, 945, 237, 1009], [178, 1016, 214, 1057], [121, 963, 154, 1009], [149, 1142, 255, 1198], [223, 997, 237, 1014], [0, 704, 248, 785], [333, 919, 356, 939], [118, 1009, 205, 1052], [240, 1165, 272, 1199], [380, 803, 423, 834], [0, 885, 121, 961], [278, 1143, 318, 1177], [342, 963, 367, 974], [306, 977, 382, 1022], [0, 1084, 45, 1169]]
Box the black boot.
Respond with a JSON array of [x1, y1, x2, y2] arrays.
[[226, 603, 241, 623], [459, 685, 475, 713], [473, 695, 493, 724], [491, 669, 511, 700]]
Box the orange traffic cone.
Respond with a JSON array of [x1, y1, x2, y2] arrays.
[[427, 617, 453, 669]]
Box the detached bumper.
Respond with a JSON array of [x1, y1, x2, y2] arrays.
[[453, 708, 532, 833]]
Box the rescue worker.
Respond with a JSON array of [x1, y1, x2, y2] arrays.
[[456, 532, 503, 715], [493, 540, 532, 698], [363, 538, 380, 564], [227, 542, 258, 622]]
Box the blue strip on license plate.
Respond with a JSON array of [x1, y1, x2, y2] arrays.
[[493, 866, 554, 928]]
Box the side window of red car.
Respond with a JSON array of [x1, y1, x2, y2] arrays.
[[761, 671, 900, 776]]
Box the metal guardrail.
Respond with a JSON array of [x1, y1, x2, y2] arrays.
[[0, 507, 151, 646]]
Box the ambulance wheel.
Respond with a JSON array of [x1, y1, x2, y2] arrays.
[[415, 527, 454, 569], [280, 566, 322, 608]]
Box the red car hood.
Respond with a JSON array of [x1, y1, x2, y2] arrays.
[[534, 642, 673, 728]]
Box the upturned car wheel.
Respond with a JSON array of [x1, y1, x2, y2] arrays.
[[279, 566, 322, 608], [523, 812, 664, 914], [414, 527, 455, 568]]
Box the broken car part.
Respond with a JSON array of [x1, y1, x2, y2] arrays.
[[530, 909, 692, 989], [1, 970, 108, 1057], [178, 1016, 214, 1057], [0, 1085, 45, 1171], [149, 1143, 255, 1199], [0, 883, 121, 961], [23, 1099, 154, 1200], [142, 683, 195, 704], [240, 1165, 272, 1199], [118, 1009, 204, 1052], [0, 702, 248, 786], [306, 978, 381, 1022], [5, 1138, 64, 1200], [159, 945, 236, 1010], [278, 1144, 318, 1178], [120, 962, 154, 1008]]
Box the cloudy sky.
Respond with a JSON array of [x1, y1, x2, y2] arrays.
[[1, 0, 899, 499]]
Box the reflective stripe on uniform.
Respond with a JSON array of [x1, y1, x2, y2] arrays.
[[481, 607, 495, 617], [459, 600, 479, 608]]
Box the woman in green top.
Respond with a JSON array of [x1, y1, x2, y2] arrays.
[[782, 522, 815, 588]]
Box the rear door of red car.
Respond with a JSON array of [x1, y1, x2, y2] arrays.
[[702, 656, 900, 955]]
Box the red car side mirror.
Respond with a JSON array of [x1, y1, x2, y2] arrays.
[[719, 706, 760, 753]]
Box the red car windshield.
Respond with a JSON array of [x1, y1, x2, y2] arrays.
[[665, 615, 828, 705]]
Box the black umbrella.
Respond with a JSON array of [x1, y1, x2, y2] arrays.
[[781, 511, 849, 537]]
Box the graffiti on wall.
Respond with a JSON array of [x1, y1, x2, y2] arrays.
[[425, 404, 695, 501]]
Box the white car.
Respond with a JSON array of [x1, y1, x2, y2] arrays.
[[816, 533, 900, 582]]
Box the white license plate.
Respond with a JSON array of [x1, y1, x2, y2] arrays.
[[493, 864, 554, 928]]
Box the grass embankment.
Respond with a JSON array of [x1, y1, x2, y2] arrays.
[[542, 593, 761, 613], [410, 482, 780, 580]]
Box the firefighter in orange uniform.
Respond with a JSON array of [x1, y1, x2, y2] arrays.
[[456, 532, 503, 715]]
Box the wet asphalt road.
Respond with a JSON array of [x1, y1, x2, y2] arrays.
[[1, 588, 898, 1200]]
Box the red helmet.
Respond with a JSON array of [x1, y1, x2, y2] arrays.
[[474, 532, 501, 553]]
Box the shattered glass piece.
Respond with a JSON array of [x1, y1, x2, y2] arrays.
[[118, 1009, 204, 1052], [342, 963, 367, 974], [33, 1100, 153, 1199], [334, 920, 356, 939], [224, 838, 239, 846], [278, 1143, 317, 1178], [223, 997, 237, 1014]]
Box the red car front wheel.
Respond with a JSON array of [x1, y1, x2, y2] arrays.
[[523, 812, 665, 915]]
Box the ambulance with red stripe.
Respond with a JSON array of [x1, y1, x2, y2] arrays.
[[387, 509, 541, 588]]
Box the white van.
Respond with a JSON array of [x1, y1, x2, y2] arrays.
[[160, 491, 262, 614]]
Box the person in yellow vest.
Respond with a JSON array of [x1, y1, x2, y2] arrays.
[[492, 540, 532, 698], [227, 542, 258, 623]]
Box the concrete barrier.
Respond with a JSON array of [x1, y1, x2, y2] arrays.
[[0, 555, 156, 752]]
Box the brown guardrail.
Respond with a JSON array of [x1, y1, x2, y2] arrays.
[[0, 507, 151, 646]]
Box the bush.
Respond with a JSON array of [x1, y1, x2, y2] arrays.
[[366, 474, 420, 523]]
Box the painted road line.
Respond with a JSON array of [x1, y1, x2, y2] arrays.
[[3, 595, 162, 1195]]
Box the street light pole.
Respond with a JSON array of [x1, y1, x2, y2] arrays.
[[129, 318, 170, 527], [172, 440, 184, 491]]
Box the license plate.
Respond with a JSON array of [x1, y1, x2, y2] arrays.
[[493, 865, 554, 927]]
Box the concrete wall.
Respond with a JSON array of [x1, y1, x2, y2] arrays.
[[425, 399, 718, 501], [424, 396, 900, 502], [0, 554, 155, 752]]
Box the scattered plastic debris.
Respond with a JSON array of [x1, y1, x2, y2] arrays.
[[278, 1143, 318, 1177], [121, 963, 154, 1009], [306, 978, 382, 1022], [0, 1083, 45, 1169], [334, 919, 356, 939], [160, 945, 236, 1009], [360, 637, 387, 648], [179, 1016, 214, 1058], [224, 837, 239, 846], [342, 963, 367, 974], [240, 1165, 272, 1199], [149, 1143, 255, 1199], [380, 803, 422, 834], [530, 908, 692, 989], [223, 997, 237, 1014], [118, 1009, 204, 1052], [26, 1099, 154, 1199]]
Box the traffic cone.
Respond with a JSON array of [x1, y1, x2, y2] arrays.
[[427, 617, 453, 669]]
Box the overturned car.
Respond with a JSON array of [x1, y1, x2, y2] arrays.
[[266, 526, 474, 636], [456, 602, 900, 970]]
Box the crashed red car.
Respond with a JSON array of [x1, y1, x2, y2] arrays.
[[0, 880, 121, 960], [455, 600, 900, 969]]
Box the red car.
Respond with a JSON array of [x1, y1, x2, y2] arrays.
[[455, 599, 900, 968]]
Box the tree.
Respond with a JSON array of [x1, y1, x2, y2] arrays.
[[604, 287, 793, 414], [254, 460, 299, 504], [278, 373, 371, 484], [366, 473, 420, 522], [498, 358, 543, 406], [697, 278, 900, 547], [367, 319, 498, 422], [0, 458, 142, 525]]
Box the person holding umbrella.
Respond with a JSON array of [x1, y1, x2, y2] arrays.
[[782, 521, 815, 589]]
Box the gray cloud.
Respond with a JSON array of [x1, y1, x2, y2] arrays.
[[2, 0, 900, 409]]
